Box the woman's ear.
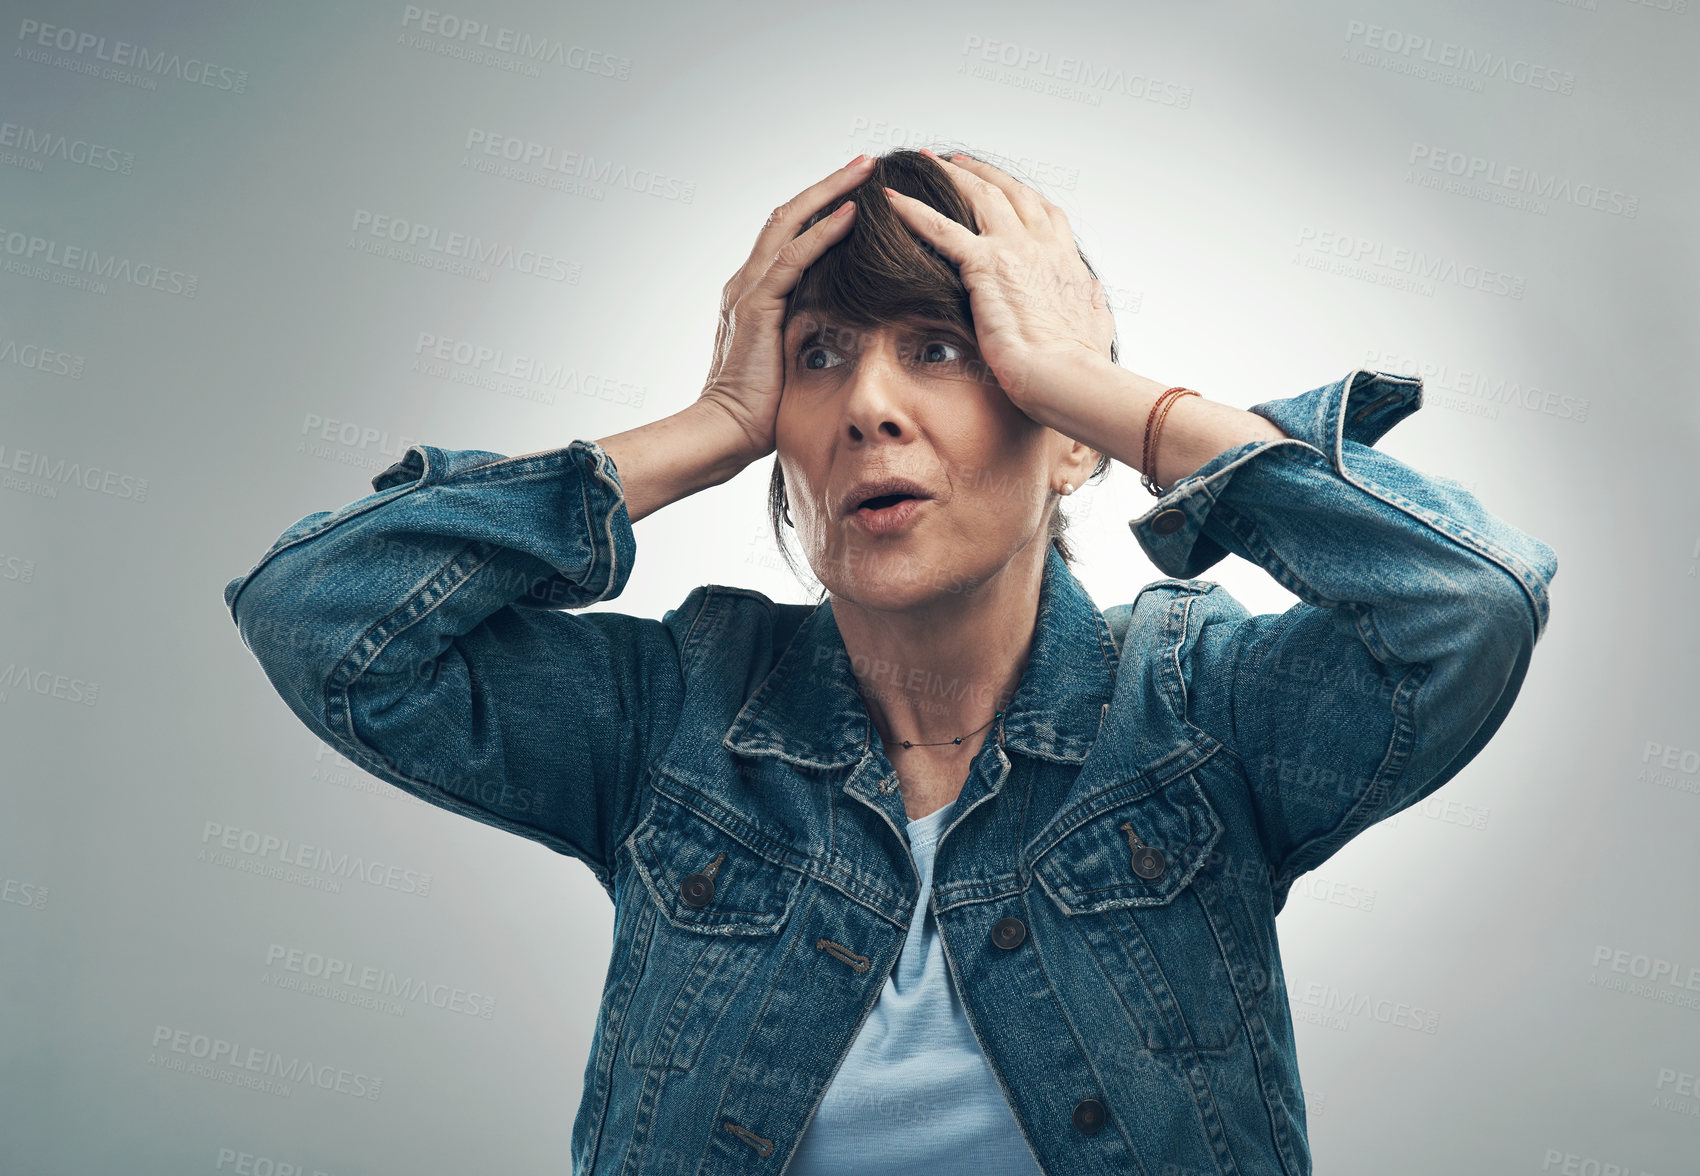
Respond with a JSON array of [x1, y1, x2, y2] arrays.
[[1059, 439, 1101, 487]]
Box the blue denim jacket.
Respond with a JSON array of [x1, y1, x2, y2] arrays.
[[224, 369, 1557, 1176]]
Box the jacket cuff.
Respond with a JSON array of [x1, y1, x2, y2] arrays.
[[558, 438, 635, 608], [225, 439, 635, 622], [392, 438, 633, 610], [1128, 368, 1422, 578]]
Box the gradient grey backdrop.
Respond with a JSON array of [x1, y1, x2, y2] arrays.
[[3, 0, 1696, 1173]]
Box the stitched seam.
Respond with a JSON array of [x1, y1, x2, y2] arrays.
[[1269, 660, 1426, 894]]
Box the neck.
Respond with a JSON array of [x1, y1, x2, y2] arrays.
[[830, 540, 1045, 752]]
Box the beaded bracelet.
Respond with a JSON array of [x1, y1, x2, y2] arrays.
[[1140, 386, 1199, 497], [1140, 386, 1187, 479]]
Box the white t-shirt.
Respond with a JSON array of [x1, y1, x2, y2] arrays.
[[787, 798, 1045, 1174]]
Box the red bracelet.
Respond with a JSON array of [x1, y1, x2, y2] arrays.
[[1142, 386, 1198, 496], [1140, 386, 1182, 478], [1142, 387, 1188, 472]]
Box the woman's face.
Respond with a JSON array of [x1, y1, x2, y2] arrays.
[[775, 313, 1070, 610]]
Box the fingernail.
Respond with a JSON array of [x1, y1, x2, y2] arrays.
[[882, 187, 897, 199], [848, 153, 866, 168], [833, 200, 855, 217]]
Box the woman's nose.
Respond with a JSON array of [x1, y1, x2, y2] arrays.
[[842, 348, 911, 442]]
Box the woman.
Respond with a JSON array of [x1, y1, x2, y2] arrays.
[[224, 148, 1558, 1175]]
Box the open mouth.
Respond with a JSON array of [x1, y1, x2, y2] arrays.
[[849, 492, 928, 534]]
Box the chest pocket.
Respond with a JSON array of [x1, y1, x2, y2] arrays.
[[1029, 770, 1244, 1053], [622, 788, 806, 1071]]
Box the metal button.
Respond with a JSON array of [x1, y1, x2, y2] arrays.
[[1130, 844, 1167, 880], [1150, 508, 1186, 536], [991, 917, 1026, 950], [679, 852, 725, 908], [1120, 822, 1168, 881], [1072, 1098, 1107, 1134], [679, 873, 715, 907]]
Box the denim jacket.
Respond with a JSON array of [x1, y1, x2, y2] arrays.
[[224, 368, 1557, 1176]]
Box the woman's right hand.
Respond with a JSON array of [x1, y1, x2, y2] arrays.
[[697, 154, 875, 464]]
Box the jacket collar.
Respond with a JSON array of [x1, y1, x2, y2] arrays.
[[723, 544, 1121, 771]]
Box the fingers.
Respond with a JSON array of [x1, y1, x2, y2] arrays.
[[879, 186, 982, 267], [747, 155, 876, 272], [925, 149, 1057, 236], [748, 196, 857, 304]]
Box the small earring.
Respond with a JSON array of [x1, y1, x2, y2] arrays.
[[780, 487, 795, 528], [1060, 481, 1074, 496]]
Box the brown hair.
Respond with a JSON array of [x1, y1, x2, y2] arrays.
[[767, 146, 1116, 594]]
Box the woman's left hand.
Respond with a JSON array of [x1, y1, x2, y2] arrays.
[[881, 150, 1116, 413]]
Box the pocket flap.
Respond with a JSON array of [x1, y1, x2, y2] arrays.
[[628, 792, 805, 936], [1030, 773, 1223, 914]]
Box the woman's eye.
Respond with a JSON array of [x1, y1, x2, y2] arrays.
[[796, 337, 966, 370], [798, 345, 843, 370]]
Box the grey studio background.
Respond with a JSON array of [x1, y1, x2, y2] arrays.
[[1, 0, 1695, 1173]]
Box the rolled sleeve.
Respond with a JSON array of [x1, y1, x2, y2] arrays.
[[1130, 368, 1552, 642], [222, 438, 692, 894], [1130, 368, 1559, 902], [223, 439, 635, 625]]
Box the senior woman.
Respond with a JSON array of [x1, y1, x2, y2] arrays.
[[224, 148, 1557, 1175]]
